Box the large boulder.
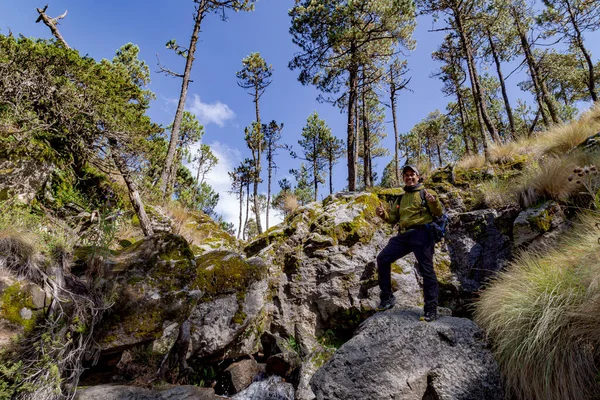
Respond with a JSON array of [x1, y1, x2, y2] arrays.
[[245, 192, 422, 344], [0, 158, 53, 204], [513, 200, 566, 249], [188, 253, 269, 360], [442, 207, 518, 294], [74, 384, 218, 400], [310, 309, 503, 400]]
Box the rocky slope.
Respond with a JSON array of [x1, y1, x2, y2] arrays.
[[0, 155, 578, 399]]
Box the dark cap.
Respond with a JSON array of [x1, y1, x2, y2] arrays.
[[402, 164, 420, 175]]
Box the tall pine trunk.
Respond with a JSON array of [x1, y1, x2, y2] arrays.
[[565, 0, 598, 102], [454, 10, 489, 159], [238, 185, 243, 239], [266, 155, 272, 231], [390, 66, 401, 183], [487, 30, 516, 140], [361, 74, 372, 188], [244, 182, 250, 240], [513, 7, 561, 125], [346, 52, 358, 191], [253, 88, 263, 234], [109, 140, 154, 237], [161, 2, 205, 197]]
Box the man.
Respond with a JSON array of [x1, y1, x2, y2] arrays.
[[375, 164, 443, 321]]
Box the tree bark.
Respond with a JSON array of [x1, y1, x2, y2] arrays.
[[487, 30, 516, 140], [160, 1, 205, 198], [513, 7, 561, 125], [329, 156, 334, 195], [454, 9, 500, 144], [36, 6, 70, 49], [253, 88, 263, 234], [456, 87, 471, 155], [361, 74, 372, 188], [244, 182, 250, 240], [110, 140, 154, 237], [238, 185, 243, 239], [565, 0, 597, 102], [346, 52, 358, 191], [452, 5, 491, 158], [266, 154, 272, 231], [390, 67, 400, 183]]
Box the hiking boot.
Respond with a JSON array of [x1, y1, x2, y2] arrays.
[[420, 310, 437, 322], [377, 295, 396, 311]]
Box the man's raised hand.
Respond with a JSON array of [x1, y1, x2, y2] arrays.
[[423, 189, 436, 202]]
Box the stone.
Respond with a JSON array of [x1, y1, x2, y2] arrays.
[[231, 375, 295, 400], [220, 358, 262, 394], [74, 384, 218, 400], [513, 201, 565, 248], [0, 158, 53, 204], [310, 309, 503, 400]]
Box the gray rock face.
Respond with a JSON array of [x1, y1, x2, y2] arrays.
[[247, 192, 422, 342], [232, 375, 295, 400], [74, 384, 217, 400], [0, 158, 53, 204], [188, 277, 269, 360], [443, 207, 518, 293], [221, 358, 263, 394], [513, 201, 566, 248], [310, 309, 503, 400]]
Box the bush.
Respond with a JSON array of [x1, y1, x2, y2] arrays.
[[474, 214, 600, 400]]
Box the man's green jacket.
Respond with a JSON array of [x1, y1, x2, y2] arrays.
[[385, 185, 443, 231]]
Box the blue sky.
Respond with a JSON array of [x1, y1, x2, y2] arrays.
[[2, 0, 599, 230]]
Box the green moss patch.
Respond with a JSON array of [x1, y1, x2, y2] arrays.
[[0, 283, 36, 331], [192, 251, 267, 302]]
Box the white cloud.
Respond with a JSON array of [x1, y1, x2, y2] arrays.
[[185, 141, 283, 237], [186, 94, 235, 127]]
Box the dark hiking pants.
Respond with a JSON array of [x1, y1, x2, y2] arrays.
[[376, 227, 438, 313]]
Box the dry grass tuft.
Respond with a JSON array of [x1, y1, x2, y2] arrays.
[[488, 140, 533, 164], [535, 104, 600, 155], [457, 154, 486, 170], [514, 156, 579, 208], [282, 193, 299, 217], [478, 178, 517, 208], [0, 230, 44, 284], [162, 202, 192, 235], [475, 214, 600, 400]]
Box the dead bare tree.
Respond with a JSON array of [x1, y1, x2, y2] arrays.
[[35, 5, 70, 49]]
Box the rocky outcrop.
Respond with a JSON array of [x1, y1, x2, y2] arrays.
[[231, 375, 295, 400], [0, 158, 54, 204], [246, 192, 422, 344], [310, 309, 503, 400], [74, 384, 218, 400], [442, 207, 518, 294], [513, 200, 567, 249]]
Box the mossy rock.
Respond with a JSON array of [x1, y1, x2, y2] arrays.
[[192, 250, 267, 302], [244, 228, 287, 258], [0, 282, 37, 331]]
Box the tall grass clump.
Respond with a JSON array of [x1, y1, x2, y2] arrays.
[[478, 178, 517, 208], [457, 154, 485, 170], [535, 103, 600, 155], [474, 214, 600, 400]]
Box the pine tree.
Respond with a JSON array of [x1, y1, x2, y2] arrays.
[[159, 0, 256, 197], [539, 0, 600, 102], [237, 52, 273, 234], [289, 0, 416, 191], [263, 120, 285, 231]]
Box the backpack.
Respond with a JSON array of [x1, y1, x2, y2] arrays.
[[419, 190, 449, 243]]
